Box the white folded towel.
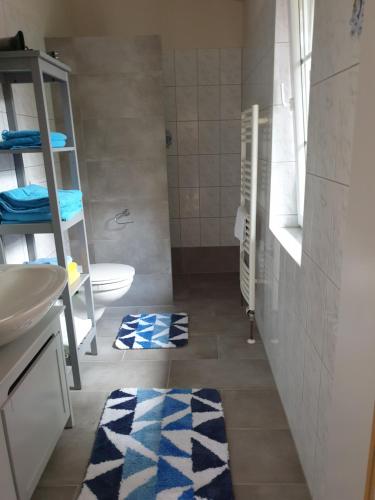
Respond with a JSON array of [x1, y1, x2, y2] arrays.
[[234, 205, 247, 243]]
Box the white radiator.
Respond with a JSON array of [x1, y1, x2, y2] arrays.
[[239, 105, 259, 315]]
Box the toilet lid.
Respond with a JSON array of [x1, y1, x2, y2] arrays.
[[90, 263, 135, 285]]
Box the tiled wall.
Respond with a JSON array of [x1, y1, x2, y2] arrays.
[[162, 48, 242, 248], [47, 36, 173, 306], [0, 0, 70, 264], [243, 0, 360, 498]]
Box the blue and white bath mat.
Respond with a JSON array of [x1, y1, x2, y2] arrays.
[[114, 313, 189, 350], [79, 388, 234, 500]]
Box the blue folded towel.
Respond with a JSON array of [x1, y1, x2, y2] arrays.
[[0, 184, 83, 224], [0, 203, 82, 223], [2, 130, 41, 140], [2, 130, 67, 141], [0, 184, 82, 209], [10, 140, 67, 150], [0, 130, 67, 150]]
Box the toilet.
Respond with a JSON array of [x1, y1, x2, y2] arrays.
[[74, 263, 135, 321]]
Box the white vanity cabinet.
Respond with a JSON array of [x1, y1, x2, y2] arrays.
[[0, 421, 17, 500], [0, 307, 72, 500]]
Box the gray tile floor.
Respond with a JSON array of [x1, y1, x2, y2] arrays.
[[33, 273, 311, 500]]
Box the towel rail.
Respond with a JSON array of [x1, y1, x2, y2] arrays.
[[240, 105, 259, 344]]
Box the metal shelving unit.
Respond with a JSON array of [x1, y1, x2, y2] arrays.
[[0, 50, 97, 390]]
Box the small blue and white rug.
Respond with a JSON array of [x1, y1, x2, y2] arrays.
[[78, 388, 234, 500], [114, 313, 188, 350]]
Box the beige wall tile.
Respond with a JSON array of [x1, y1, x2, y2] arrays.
[[175, 49, 198, 86], [178, 155, 199, 187], [179, 187, 199, 218], [177, 121, 198, 155], [198, 49, 220, 85], [176, 86, 198, 121], [220, 186, 239, 217], [198, 86, 220, 120], [200, 187, 220, 217], [199, 155, 220, 187], [220, 85, 241, 119], [221, 48, 242, 84], [220, 120, 241, 154], [199, 121, 220, 154]]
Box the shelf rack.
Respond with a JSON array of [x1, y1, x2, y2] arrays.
[[0, 50, 97, 390]]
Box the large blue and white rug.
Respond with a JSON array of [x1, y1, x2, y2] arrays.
[[78, 388, 234, 500], [114, 313, 188, 350]]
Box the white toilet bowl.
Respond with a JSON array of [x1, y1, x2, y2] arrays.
[[74, 263, 135, 321]]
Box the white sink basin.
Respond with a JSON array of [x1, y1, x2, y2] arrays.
[[0, 265, 67, 347]]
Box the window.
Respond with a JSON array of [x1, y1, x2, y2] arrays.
[[288, 0, 315, 226]]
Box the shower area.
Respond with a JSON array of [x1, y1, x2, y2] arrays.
[[46, 35, 173, 306]]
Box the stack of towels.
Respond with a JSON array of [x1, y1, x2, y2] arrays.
[[0, 184, 83, 224], [0, 130, 67, 150]]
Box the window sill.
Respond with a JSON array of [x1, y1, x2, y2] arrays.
[[270, 225, 302, 265]]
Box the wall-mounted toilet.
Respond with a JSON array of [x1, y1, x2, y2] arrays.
[[75, 263, 135, 321]]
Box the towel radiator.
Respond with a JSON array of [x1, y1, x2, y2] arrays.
[[240, 105, 259, 344]]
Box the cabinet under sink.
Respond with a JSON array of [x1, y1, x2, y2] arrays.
[[0, 307, 72, 500]]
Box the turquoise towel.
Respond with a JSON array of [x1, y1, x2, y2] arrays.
[[0, 199, 83, 217], [1, 203, 82, 223], [10, 140, 66, 150], [0, 130, 67, 150], [0, 184, 82, 209], [2, 130, 67, 141]]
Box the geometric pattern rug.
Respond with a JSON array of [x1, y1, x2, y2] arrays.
[[114, 313, 188, 350], [78, 388, 234, 500]]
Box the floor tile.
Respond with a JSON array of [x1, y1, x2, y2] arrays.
[[80, 361, 170, 390], [82, 337, 124, 362], [169, 359, 275, 389], [189, 314, 252, 336], [32, 486, 79, 500], [35, 272, 308, 497], [234, 484, 311, 500], [38, 430, 94, 486], [70, 391, 108, 430], [96, 318, 121, 337], [222, 390, 289, 429], [228, 429, 306, 484], [123, 335, 218, 361], [218, 335, 267, 359], [176, 297, 244, 317]]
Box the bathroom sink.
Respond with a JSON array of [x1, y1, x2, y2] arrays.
[[0, 265, 67, 347]]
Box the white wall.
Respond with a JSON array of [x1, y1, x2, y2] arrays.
[[243, 0, 360, 497], [325, 1, 375, 496], [66, 0, 243, 49]]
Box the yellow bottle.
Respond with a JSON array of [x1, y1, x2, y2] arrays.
[[67, 261, 80, 285]]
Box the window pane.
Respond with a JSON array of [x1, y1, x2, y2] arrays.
[[289, 0, 315, 226]]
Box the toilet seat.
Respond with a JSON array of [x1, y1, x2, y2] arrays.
[[92, 280, 132, 292], [90, 263, 135, 291]]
